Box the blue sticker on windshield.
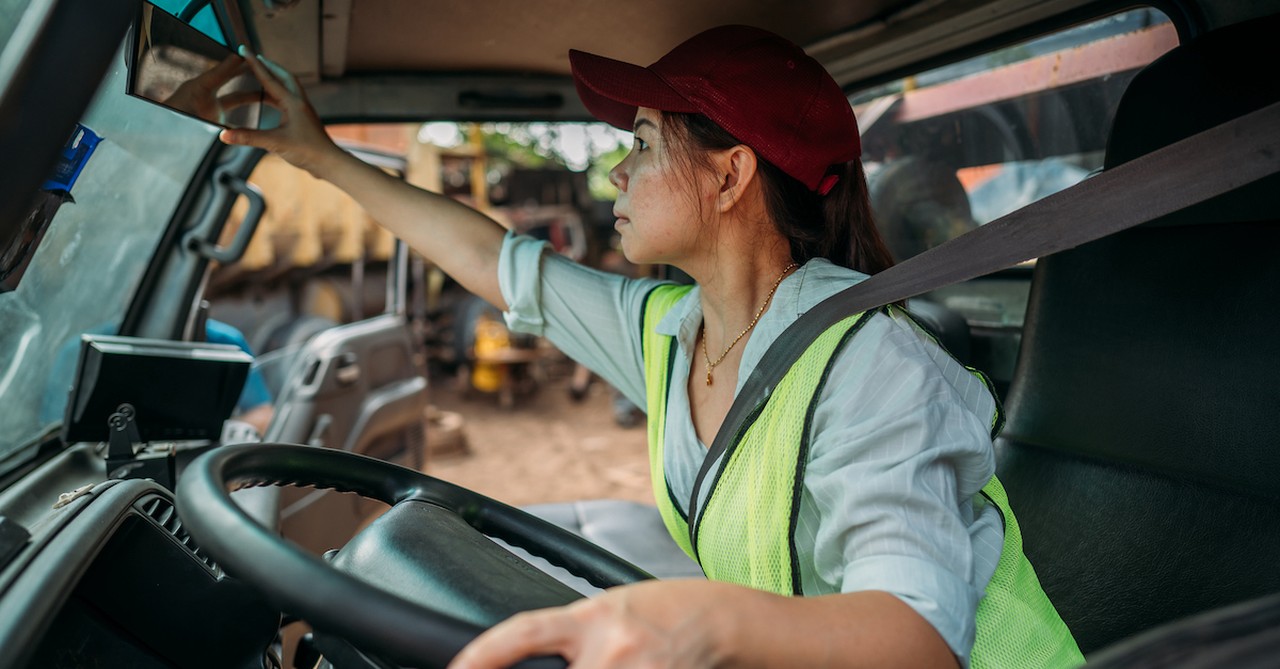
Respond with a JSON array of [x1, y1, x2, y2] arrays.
[[42, 124, 102, 194]]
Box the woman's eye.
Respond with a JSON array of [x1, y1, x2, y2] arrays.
[[634, 137, 649, 152]]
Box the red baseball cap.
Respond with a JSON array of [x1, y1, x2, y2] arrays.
[[569, 24, 861, 193]]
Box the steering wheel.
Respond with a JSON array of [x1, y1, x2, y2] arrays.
[[175, 442, 655, 668]]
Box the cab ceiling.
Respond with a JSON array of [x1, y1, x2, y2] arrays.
[[243, 0, 1100, 88]]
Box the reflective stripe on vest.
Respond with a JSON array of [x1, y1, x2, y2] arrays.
[[640, 283, 1083, 668]]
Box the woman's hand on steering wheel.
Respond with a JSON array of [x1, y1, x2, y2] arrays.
[[448, 580, 732, 669]]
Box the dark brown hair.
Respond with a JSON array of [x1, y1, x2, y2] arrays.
[[662, 112, 895, 275]]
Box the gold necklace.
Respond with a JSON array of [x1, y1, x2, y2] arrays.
[[701, 262, 799, 386]]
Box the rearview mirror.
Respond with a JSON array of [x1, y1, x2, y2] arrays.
[[126, 1, 263, 129]]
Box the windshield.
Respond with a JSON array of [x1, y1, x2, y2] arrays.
[[0, 0, 27, 49], [0, 41, 218, 472]]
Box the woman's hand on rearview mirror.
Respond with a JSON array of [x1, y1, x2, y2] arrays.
[[219, 47, 343, 178]]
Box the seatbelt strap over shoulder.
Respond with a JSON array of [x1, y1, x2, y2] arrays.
[[688, 101, 1280, 529]]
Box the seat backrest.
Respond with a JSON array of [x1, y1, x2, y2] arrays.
[[994, 15, 1280, 654]]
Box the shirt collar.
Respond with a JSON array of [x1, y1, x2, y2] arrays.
[[651, 258, 869, 364], [655, 284, 702, 362]]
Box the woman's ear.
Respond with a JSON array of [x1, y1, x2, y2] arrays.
[[714, 145, 759, 213]]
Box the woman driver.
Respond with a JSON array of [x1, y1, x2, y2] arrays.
[[223, 24, 1081, 669]]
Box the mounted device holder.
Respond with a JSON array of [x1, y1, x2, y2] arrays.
[[62, 334, 252, 490], [105, 403, 177, 490]]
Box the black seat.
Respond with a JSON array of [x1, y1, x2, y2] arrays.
[[993, 15, 1280, 655]]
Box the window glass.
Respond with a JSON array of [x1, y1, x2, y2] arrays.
[[0, 0, 31, 53], [0, 46, 217, 465], [852, 8, 1175, 263]]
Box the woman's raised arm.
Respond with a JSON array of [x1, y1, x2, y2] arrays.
[[220, 49, 508, 309]]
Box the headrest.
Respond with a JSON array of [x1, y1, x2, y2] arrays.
[[1104, 14, 1280, 224]]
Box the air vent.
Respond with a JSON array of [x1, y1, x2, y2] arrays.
[[137, 495, 220, 574]]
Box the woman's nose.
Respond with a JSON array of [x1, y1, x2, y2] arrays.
[[608, 161, 627, 191]]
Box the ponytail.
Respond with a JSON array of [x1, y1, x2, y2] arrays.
[[758, 159, 895, 275], [827, 161, 896, 274]]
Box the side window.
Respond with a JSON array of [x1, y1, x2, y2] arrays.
[[853, 8, 1175, 264], [850, 8, 1175, 396]]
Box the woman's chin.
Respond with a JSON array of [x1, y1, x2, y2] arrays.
[[617, 237, 646, 265]]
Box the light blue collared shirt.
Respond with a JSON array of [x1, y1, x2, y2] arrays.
[[498, 231, 1003, 666]]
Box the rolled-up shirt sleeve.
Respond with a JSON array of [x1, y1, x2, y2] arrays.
[[497, 231, 665, 409], [798, 313, 1000, 667]]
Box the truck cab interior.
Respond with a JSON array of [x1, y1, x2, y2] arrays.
[[0, 1, 1277, 668]]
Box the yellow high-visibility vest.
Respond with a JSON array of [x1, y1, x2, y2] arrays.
[[641, 283, 1082, 668]]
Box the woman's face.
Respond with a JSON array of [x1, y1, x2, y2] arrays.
[[608, 108, 716, 265]]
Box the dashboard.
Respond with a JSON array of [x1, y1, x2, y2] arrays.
[[0, 444, 279, 669]]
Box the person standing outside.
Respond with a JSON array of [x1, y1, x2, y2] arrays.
[[223, 25, 1080, 669]]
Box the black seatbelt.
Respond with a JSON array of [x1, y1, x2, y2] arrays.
[[686, 100, 1280, 548]]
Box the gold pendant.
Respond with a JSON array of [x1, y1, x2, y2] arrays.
[[706, 368, 713, 386]]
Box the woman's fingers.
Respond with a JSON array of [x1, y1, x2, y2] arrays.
[[254, 53, 305, 97], [236, 45, 293, 101], [448, 609, 579, 669], [447, 585, 715, 669], [219, 127, 279, 151], [220, 46, 342, 175]]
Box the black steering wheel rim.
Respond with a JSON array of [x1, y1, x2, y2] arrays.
[[176, 442, 653, 668]]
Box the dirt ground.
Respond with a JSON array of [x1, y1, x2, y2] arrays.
[[422, 354, 655, 508]]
